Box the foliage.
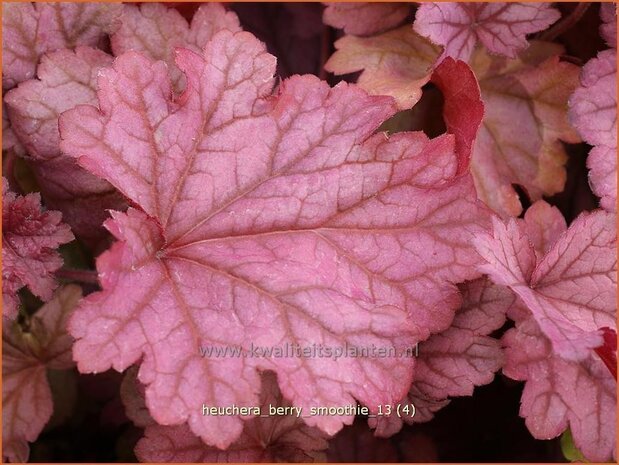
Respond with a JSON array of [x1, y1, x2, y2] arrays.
[[2, 2, 616, 463]]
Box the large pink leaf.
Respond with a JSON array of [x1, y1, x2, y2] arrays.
[[475, 207, 617, 361], [2, 285, 81, 462], [111, 3, 240, 91], [503, 316, 616, 462], [135, 372, 328, 462], [4, 47, 126, 242], [371, 277, 510, 437], [322, 2, 410, 36], [2, 2, 121, 89], [59, 30, 489, 448], [413, 2, 560, 62], [568, 49, 617, 212], [2, 178, 74, 319]]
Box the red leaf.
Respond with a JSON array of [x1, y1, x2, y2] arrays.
[[414, 278, 507, 398], [59, 31, 489, 447], [2, 178, 74, 319], [327, 52, 484, 170], [429, 58, 484, 175], [594, 327, 618, 379], [413, 2, 560, 62], [2, 286, 81, 462]]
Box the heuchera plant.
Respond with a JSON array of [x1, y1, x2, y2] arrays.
[[1, 2, 616, 463]]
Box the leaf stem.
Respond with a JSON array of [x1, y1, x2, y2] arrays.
[[319, 25, 331, 81], [55, 268, 99, 285], [2, 150, 18, 191], [539, 3, 591, 41]]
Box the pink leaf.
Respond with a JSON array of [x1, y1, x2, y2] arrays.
[[413, 2, 560, 62], [475, 217, 537, 287], [508, 201, 584, 324], [503, 316, 616, 462], [476, 207, 617, 361], [600, 3, 617, 49], [59, 30, 489, 447], [472, 45, 581, 217], [569, 49, 617, 212], [499, 202, 616, 458], [4, 47, 126, 242], [5, 47, 113, 161], [371, 277, 510, 436], [521, 200, 567, 258], [111, 3, 240, 91], [2, 178, 74, 319], [368, 383, 450, 438], [324, 26, 440, 110], [2, 285, 81, 462], [2, 2, 121, 89], [529, 209, 617, 349], [135, 372, 328, 462], [322, 2, 410, 36], [414, 278, 507, 398]]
